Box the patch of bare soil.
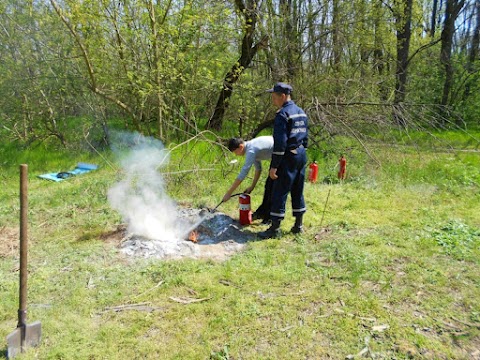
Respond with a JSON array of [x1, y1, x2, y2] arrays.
[[99, 224, 127, 246], [313, 226, 333, 241], [0, 226, 19, 257]]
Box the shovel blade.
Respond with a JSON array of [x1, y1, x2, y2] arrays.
[[6, 321, 42, 359]]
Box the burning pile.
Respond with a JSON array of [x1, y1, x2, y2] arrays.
[[106, 131, 254, 261], [119, 208, 254, 261]]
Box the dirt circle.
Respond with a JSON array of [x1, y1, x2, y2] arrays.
[[112, 210, 256, 261]]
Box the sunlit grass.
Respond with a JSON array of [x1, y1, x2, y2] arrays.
[[0, 130, 479, 359]]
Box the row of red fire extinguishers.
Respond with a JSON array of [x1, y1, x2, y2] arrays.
[[237, 155, 347, 226]]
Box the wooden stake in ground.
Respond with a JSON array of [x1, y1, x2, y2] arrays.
[[319, 188, 331, 228], [6, 165, 42, 359]]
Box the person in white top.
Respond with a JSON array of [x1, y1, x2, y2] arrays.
[[222, 136, 274, 223]]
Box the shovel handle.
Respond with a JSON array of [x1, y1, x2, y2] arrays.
[[18, 164, 28, 327]]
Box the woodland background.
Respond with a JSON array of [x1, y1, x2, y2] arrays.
[[1, 0, 479, 146], [1, 3, 480, 359]]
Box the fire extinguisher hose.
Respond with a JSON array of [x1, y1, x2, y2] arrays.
[[211, 193, 244, 212]]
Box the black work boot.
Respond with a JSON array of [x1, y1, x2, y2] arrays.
[[258, 220, 281, 239], [291, 215, 304, 234], [253, 212, 270, 224]]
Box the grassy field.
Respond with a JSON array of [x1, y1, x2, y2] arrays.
[[0, 131, 479, 359]]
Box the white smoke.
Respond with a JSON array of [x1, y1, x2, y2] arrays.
[[107, 131, 185, 244]]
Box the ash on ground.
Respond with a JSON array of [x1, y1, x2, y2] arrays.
[[120, 208, 255, 261]]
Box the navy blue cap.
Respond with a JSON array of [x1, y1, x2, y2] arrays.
[[266, 82, 293, 95]]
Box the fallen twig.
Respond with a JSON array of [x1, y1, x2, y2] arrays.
[[107, 305, 161, 313], [169, 296, 211, 304], [132, 280, 165, 299], [358, 316, 377, 323], [219, 279, 240, 288], [102, 302, 162, 313], [104, 302, 149, 309], [279, 325, 295, 332], [346, 347, 369, 359], [317, 313, 332, 318]]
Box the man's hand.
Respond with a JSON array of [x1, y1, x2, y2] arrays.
[[269, 168, 278, 180], [243, 186, 254, 194], [222, 193, 231, 203]]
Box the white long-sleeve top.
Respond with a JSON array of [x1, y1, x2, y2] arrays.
[[237, 136, 274, 181]]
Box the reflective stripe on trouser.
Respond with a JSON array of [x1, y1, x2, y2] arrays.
[[270, 148, 307, 221]]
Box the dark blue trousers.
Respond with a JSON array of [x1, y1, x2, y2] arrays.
[[253, 176, 273, 221], [270, 147, 307, 221]]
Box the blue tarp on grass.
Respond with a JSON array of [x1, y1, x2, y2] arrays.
[[38, 162, 99, 182]]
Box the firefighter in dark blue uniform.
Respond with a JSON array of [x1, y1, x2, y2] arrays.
[[259, 82, 308, 239]]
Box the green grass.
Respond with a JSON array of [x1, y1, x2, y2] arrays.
[[0, 132, 479, 359]]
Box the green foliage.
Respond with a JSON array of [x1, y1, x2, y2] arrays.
[[428, 220, 480, 260], [219, 74, 272, 138], [1, 0, 480, 145]]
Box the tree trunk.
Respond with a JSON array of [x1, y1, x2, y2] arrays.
[[464, 0, 479, 98], [393, 0, 413, 127], [394, 0, 413, 104], [280, 0, 297, 79], [147, 0, 172, 140], [358, 0, 369, 78], [331, 0, 341, 73], [373, 0, 387, 100], [307, 0, 315, 67], [431, 0, 439, 37], [206, 0, 267, 131], [440, 0, 465, 106]]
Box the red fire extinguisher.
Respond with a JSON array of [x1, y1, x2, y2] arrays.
[[308, 161, 318, 183], [239, 194, 252, 225], [338, 155, 347, 180]]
